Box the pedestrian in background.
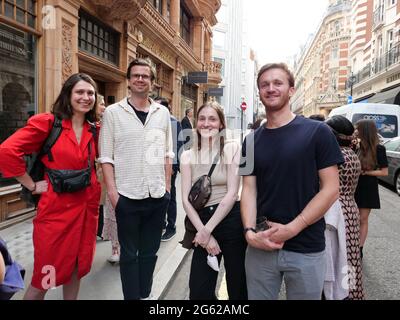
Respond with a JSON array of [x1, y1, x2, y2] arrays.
[[99, 58, 173, 300], [354, 119, 388, 259], [95, 94, 120, 263], [240, 63, 343, 300], [181, 107, 194, 150], [155, 97, 183, 242], [325, 115, 364, 300], [181, 101, 247, 300], [0, 73, 101, 300]]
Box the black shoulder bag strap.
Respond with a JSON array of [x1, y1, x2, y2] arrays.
[[207, 152, 220, 178], [40, 116, 63, 162]]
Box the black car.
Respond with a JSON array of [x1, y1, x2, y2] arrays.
[[378, 137, 400, 196]]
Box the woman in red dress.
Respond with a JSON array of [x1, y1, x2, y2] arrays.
[[0, 73, 101, 299]]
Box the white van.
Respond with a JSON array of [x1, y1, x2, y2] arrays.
[[328, 103, 400, 142]]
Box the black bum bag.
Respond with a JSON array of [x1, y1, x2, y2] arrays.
[[46, 141, 93, 193], [46, 167, 91, 193]]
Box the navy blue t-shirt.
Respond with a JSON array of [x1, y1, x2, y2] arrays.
[[240, 116, 344, 253]]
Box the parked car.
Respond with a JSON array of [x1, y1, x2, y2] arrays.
[[378, 137, 400, 196]]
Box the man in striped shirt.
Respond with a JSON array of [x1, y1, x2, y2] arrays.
[[99, 58, 173, 300]]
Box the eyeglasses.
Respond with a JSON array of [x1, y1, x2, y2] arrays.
[[130, 73, 151, 81]]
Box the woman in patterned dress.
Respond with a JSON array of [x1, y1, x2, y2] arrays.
[[326, 116, 364, 299]]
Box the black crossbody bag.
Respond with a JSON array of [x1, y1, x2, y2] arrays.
[[180, 153, 220, 249]]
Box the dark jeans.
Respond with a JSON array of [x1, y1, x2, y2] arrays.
[[115, 193, 170, 300], [189, 201, 248, 300], [165, 172, 177, 231]]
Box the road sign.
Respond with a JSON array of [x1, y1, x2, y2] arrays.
[[208, 87, 224, 97], [187, 71, 208, 84], [347, 95, 353, 104], [241, 101, 247, 111]]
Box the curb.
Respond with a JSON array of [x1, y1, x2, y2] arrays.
[[152, 245, 191, 300]]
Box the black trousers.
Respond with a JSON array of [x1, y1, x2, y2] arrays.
[[115, 193, 170, 300], [189, 201, 248, 300], [165, 172, 177, 231]]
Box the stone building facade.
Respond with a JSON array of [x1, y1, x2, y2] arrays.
[[0, 0, 222, 228], [292, 0, 352, 117]]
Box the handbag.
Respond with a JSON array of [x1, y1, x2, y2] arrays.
[[46, 142, 92, 193], [0, 237, 25, 300], [180, 153, 219, 249]]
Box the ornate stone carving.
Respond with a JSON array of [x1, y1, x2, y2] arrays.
[[92, 0, 145, 20], [139, 2, 176, 39], [62, 22, 73, 82], [140, 35, 175, 67]]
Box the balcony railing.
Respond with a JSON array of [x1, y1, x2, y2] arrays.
[[203, 61, 222, 85], [373, 5, 385, 29], [350, 43, 400, 87]]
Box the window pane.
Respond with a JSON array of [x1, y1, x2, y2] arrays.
[[16, 0, 25, 8], [28, 0, 35, 13], [5, 2, 14, 18], [28, 13, 35, 28], [17, 8, 25, 24]]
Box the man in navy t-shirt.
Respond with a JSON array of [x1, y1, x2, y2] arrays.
[[239, 63, 344, 300]]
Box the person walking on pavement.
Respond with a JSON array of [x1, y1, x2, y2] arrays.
[[354, 120, 388, 259], [181, 107, 194, 150], [95, 95, 120, 263], [99, 58, 173, 300], [325, 116, 365, 299], [155, 97, 183, 242], [0, 73, 101, 300], [239, 63, 344, 300], [181, 101, 248, 300]]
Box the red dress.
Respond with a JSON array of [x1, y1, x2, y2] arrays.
[[0, 113, 101, 289]]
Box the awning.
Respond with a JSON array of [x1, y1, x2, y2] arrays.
[[368, 86, 400, 104]]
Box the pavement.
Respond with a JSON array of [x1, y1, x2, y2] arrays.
[[0, 175, 190, 300]]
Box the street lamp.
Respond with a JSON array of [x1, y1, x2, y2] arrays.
[[348, 72, 357, 98]]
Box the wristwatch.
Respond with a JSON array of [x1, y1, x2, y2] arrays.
[[243, 227, 256, 235]]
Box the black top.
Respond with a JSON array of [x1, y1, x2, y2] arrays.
[[240, 116, 344, 253], [354, 144, 388, 209], [127, 98, 148, 125]]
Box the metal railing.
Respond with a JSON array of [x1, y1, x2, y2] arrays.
[[349, 43, 400, 87]]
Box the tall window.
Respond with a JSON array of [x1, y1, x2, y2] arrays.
[[213, 31, 225, 49], [78, 10, 120, 65], [0, 23, 37, 187], [180, 4, 191, 45], [1, 0, 36, 29]]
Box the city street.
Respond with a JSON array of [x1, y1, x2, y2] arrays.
[[163, 184, 400, 300]]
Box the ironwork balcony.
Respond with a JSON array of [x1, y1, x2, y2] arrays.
[[350, 43, 400, 86]]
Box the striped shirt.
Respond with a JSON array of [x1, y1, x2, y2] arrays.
[[99, 98, 174, 199]]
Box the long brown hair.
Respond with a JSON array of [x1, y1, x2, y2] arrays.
[[195, 101, 226, 156], [51, 73, 98, 122], [356, 119, 379, 170]]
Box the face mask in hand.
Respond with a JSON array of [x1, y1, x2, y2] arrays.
[[207, 254, 220, 272]]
